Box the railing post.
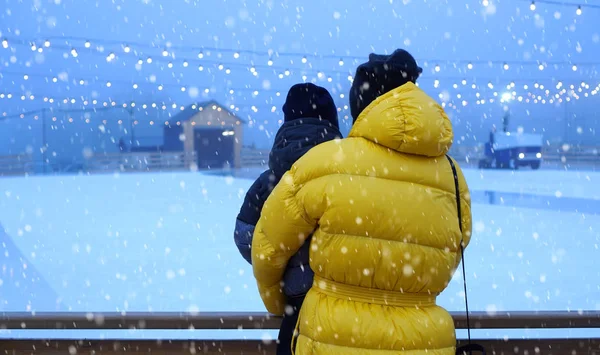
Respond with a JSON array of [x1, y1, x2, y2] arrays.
[[41, 108, 47, 174]]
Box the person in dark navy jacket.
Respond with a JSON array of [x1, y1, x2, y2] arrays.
[[234, 83, 342, 355]]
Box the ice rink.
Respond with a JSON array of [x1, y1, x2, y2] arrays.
[[1, 167, 598, 339]]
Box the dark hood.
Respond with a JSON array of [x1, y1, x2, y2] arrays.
[[269, 117, 342, 178]]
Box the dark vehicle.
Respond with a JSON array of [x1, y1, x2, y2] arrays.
[[479, 132, 543, 170]]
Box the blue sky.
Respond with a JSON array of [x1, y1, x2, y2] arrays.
[[1, 0, 599, 161]]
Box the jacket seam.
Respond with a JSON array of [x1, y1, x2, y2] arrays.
[[318, 230, 461, 254], [295, 168, 463, 203]]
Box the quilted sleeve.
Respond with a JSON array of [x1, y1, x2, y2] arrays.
[[233, 218, 255, 264], [251, 171, 316, 315]]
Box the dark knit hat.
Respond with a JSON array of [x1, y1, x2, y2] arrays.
[[349, 49, 423, 122], [282, 83, 339, 129]]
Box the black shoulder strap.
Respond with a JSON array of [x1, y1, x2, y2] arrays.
[[445, 155, 472, 349]]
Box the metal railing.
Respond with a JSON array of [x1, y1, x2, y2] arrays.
[[1, 311, 599, 354]]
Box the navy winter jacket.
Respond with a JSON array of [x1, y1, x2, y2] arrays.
[[234, 118, 342, 297]]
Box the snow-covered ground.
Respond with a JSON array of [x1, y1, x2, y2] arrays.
[[0, 168, 598, 339]]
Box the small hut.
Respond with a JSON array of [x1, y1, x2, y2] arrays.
[[163, 101, 244, 169]]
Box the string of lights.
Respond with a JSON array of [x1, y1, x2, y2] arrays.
[[522, 0, 600, 12], [0, 103, 279, 122], [1, 81, 597, 112], [2, 77, 598, 123], [2, 23, 599, 123], [1, 67, 598, 104], [2, 35, 598, 75]]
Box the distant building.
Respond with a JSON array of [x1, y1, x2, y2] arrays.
[[163, 100, 244, 169]]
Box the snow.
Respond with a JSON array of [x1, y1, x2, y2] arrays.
[[464, 169, 600, 200], [0, 168, 598, 339]]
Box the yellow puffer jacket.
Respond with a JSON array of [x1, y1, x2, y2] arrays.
[[252, 82, 472, 354]]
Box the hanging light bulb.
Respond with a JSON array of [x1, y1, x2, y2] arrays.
[[218, 63, 224, 70], [133, 83, 139, 89], [44, 40, 51, 47], [576, 6, 582, 15], [482, 0, 489, 6], [162, 49, 169, 57], [467, 62, 473, 70], [503, 62, 509, 70], [1, 38, 8, 48], [339, 58, 344, 66], [198, 51, 204, 59], [198, 65, 204, 71], [30, 43, 37, 51], [106, 81, 112, 87], [572, 64, 578, 71], [233, 52, 240, 59], [23, 74, 29, 80], [181, 86, 186, 92], [137, 59, 143, 65], [84, 40, 91, 48], [123, 44, 131, 53], [530, 1, 536, 11], [158, 85, 164, 91], [285, 69, 290, 76], [225, 68, 231, 74], [71, 48, 78, 57], [302, 56, 308, 64], [168, 62, 173, 68], [267, 58, 274, 66], [538, 63, 544, 71], [146, 57, 153, 64], [183, 60, 189, 67], [435, 64, 441, 72]]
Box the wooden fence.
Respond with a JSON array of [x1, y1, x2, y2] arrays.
[[84, 151, 197, 173], [0, 154, 34, 176], [0, 311, 598, 354], [242, 145, 600, 168], [241, 147, 270, 167], [448, 144, 600, 168]]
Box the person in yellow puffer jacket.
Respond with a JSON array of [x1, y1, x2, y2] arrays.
[[251, 49, 472, 355]]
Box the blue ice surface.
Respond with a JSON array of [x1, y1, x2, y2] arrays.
[[0, 168, 598, 340], [470, 190, 600, 215]]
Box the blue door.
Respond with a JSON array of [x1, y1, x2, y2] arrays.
[[194, 128, 234, 169]]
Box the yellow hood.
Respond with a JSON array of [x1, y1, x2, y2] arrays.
[[349, 82, 453, 157]]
